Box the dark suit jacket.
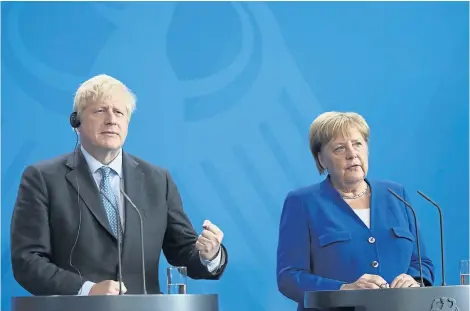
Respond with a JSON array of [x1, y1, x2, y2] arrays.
[[277, 177, 434, 310], [10, 148, 228, 295]]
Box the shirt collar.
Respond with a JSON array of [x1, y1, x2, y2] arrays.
[[80, 145, 123, 178]]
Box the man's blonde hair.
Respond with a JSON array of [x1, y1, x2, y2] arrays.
[[309, 111, 370, 174], [73, 74, 136, 120]]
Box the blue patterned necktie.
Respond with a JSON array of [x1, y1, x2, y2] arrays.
[[99, 166, 120, 237]]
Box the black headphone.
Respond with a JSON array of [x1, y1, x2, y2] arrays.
[[70, 112, 81, 128]]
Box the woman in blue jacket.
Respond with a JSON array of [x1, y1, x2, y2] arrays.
[[276, 111, 435, 309]]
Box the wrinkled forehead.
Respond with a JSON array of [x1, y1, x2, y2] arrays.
[[86, 97, 129, 111], [325, 127, 365, 146]]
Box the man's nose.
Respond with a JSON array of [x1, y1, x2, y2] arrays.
[[105, 110, 117, 124]]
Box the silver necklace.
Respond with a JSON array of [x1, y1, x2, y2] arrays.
[[341, 184, 369, 200]]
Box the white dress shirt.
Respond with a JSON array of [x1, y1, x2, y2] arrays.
[[81, 145, 125, 227]]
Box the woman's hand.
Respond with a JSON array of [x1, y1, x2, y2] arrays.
[[340, 274, 389, 290], [390, 274, 420, 288]]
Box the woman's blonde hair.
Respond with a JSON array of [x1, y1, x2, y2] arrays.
[[309, 111, 370, 174]]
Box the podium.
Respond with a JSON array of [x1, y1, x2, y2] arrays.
[[12, 294, 219, 311], [304, 285, 470, 311]]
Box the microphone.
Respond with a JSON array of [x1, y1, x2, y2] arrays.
[[101, 191, 124, 295], [416, 190, 446, 286], [120, 189, 147, 295], [388, 189, 425, 287]]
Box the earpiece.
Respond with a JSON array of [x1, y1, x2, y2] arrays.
[[70, 112, 81, 128]]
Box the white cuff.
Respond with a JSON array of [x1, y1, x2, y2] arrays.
[[200, 247, 222, 273], [78, 281, 95, 296]]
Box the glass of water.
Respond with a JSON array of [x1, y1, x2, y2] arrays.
[[460, 260, 469, 285], [167, 266, 187, 294]]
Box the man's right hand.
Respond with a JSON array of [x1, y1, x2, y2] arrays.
[[340, 274, 388, 290], [89, 280, 127, 295]]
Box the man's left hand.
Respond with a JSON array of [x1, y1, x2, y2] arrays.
[[196, 220, 224, 261]]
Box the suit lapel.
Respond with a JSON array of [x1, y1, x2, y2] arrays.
[[368, 180, 396, 234], [121, 153, 146, 260], [368, 179, 380, 232], [65, 148, 116, 238]]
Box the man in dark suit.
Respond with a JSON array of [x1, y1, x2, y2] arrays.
[[10, 74, 228, 296]]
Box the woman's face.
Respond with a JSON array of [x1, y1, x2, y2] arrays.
[[318, 127, 369, 186]]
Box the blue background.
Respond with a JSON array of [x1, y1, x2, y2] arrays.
[[1, 1, 469, 311]]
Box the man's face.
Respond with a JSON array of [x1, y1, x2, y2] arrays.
[[78, 99, 129, 152]]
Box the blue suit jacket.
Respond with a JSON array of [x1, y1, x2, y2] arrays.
[[276, 177, 435, 309]]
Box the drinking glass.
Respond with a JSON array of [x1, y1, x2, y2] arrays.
[[167, 266, 187, 294], [460, 260, 469, 285]]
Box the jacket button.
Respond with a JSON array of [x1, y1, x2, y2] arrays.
[[371, 260, 379, 268], [368, 237, 376, 243]]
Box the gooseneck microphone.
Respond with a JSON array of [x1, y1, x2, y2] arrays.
[[416, 190, 446, 286], [101, 191, 124, 295], [120, 189, 147, 295], [388, 189, 425, 287]]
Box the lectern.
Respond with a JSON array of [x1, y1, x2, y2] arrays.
[[12, 294, 219, 311], [304, 285, 469, 311]]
